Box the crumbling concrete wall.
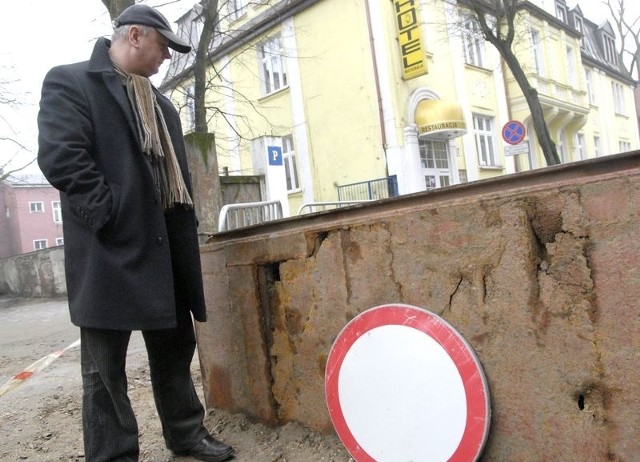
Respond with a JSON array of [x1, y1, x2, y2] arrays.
[[196, 151, 640, 461], [0, 246, 66, 297]]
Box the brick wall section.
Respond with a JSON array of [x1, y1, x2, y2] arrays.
[[197, 151, 640, 461]]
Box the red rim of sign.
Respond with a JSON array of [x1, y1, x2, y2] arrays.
[[325, 304, 491, 462]]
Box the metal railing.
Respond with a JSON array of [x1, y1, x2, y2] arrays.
[[218, 200, 283, 232], [297, 200, 372, 215], [337, 175, 399, 201]]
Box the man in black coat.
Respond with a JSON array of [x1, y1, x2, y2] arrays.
[[37, 5, 234, 462]]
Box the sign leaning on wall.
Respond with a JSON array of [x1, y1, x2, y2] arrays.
[[393, 0, 428, 80], [325, 304, 491, 461]]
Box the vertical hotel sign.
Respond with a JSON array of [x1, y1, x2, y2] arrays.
[[394, 0, 428, 80]]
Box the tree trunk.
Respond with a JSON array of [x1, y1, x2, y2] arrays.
[[184, 133, 221, 238], [502, 48, 561, 165], [101, 0, 133, 19], [189, 0, 223, 237]]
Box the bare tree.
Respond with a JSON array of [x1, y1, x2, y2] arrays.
[[463, 0, 561, 166], [604, 0, 640, 83], [0, 74, 35, 181]]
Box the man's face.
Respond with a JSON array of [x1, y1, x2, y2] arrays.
[[133, 27, 171, 77]]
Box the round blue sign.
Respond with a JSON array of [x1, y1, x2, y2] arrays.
[[502, 121, 526, 145]]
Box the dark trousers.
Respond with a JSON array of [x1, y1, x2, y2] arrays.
[[80, 307, 208, 462]]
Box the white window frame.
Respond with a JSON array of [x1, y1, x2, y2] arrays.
[[186, 84, 196, 130], [52, 200, 62, 223], [556, 2, 567, 23], [585, 69, 595, 105], [593, 136, 601, 157], [603, 34, 617, 65], [612, 82, 626, 115], [574, 133, 585, 160], [574, 16, 584, 46], [558, 129, 568, 163], [531, 30, 545, 76], [29, 201, 44, 213], [462, 16, 485, 68], [259, 36, 288, 96], [419, 139, 452, 190], [473, 114, 499, 167], [56, 237, 65, 246], [566, 46, 575, 83], [282, 135, 300, 192], [34, 239, 48, 251], [619, 140, 631, 153], [228, 0, 247, 21]]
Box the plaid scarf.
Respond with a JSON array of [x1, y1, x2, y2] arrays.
[[112, 61, 193, 210]]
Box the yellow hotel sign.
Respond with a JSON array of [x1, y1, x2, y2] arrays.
[[393, 0, 428, 80]]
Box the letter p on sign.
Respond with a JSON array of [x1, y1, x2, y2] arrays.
[[268, 146, 283, 166]]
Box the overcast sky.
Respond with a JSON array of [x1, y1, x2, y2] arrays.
[[0, 0, 194, 175], [0, 0, 634, 176]]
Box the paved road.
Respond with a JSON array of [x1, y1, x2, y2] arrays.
[[0, 296, 153, 461], [0, 297, 79, 390], [0, 296, 148, 391]]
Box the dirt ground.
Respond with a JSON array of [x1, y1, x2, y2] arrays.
[[0, 298, 352, 462], [1, 361, 352, 461]]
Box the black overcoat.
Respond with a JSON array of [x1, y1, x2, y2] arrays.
[[37, 38, 206, 330]]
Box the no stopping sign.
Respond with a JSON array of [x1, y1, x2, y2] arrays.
[[325, 304, 491, 461]]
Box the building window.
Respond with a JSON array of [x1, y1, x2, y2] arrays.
[[56, 237, 64, 246], [473, 115, 499, 167], [531, 30, 545, 76], [612, 82, 626, 114], [574, 16, 584, 46], [594, 136, 601, 157], [52, 201, 62, 223], [228, 0, 246, 21], [555, 2, 567, 23], [462, 16, 485, 68], [558, 130, 568, 163], [282, 135, 299, 192], [186, 85, 195, 129], [603, 34, 617, 65], [29, 201, 44, 213], [259, 36, 287, 96], [575, 133, 585, 160], [585, 69, 595, 105], [619, 141, 631, 153], [566, 46, 575, 82], [34, 239, 48, 251], [419, 139, 451, 190]]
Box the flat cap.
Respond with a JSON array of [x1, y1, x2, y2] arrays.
[[113, 4, 191, 53]]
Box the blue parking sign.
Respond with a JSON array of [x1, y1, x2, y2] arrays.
[[268, 146, 283, 166]]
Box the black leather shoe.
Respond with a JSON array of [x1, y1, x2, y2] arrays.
[[174, 435, 235, 462]]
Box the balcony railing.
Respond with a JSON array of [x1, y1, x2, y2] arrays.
[[337, 175, 399, 201]]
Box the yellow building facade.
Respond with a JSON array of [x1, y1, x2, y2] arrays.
[[160, 0, 639, 216]]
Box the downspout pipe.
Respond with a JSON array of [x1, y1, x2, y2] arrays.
[[364, 0, 389, 176]]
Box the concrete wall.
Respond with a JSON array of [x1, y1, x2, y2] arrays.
[[0, 246, 66, 297], [196, 150, 640, 461]]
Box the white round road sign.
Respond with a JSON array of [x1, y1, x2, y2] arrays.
[[325, 304, 491, 461]]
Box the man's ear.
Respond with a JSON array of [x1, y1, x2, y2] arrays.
[[128, 25, 142, 48]]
